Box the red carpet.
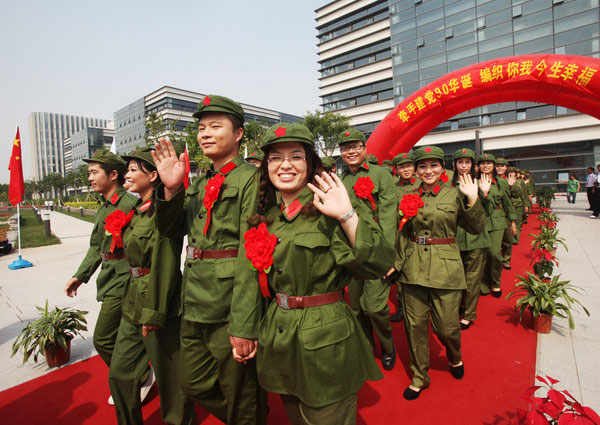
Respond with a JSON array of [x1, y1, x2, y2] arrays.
[[0, 219, 539, 425]]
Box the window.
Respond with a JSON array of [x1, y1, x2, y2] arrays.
[[477, 16, 486, 29], [512, 5, 522, 17]]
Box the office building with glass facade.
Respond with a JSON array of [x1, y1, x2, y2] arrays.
[[28, 112, 110, 180], [114, 86, 303, 154], [316, 0, 600, 189], [65, 127, 115, 173]]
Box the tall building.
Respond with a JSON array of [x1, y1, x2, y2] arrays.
[[114, 86, 303, 154], [64, 127, 115, 173], [316, 0, 600, 189], [28, 112, 110, 180]]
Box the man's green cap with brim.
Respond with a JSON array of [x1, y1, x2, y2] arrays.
[[122, 146, 156, 169], [321, 157, 337, 169], [496, 157, 509, 165], [366, 153, 379, 164], [477, 153, 497, 164], [338, 129, 366, 145], [245, 151, 264, 161], [382, 159, 393, 166], [261, 122, 315, 151], [392, 152, 413, 166], [413, 146, 445, 163], [453, 148, 476, 161], [192, 94, 245, 125], [83, 149, 127, 174]]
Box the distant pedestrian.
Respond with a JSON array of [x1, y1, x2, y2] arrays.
[[566, 175, 580, 204], [585, 167, 596, 210]]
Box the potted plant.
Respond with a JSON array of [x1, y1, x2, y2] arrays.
[[531, 249, 558, 280], [506, 273, 589, 333], [535, 186, 555, 209], [531, 227, 567, 256], [512, 375, 600, 424], [11, 300, 88, 367]]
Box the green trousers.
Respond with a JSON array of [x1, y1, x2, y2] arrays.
[[482, 229, 504, 294], [281, 393, 357, 425], [501, 219, 514, 267], [179, 320, 267, 425], [460, 249, 486, 322], [402, 284, 462, 389], [94, 294, 123, 367], [514, 206, 524, 244], [348, 277, 394, 354], [108, 316, 196, 425]]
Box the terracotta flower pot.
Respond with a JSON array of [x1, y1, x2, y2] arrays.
[[532, 313, 553, 334], [44, 337, 71, 367]]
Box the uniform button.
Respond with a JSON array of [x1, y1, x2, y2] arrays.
[[277, 268, 283, 274], [198, 213, 203, 219], [425, 203, 429, 207], [191, 238, 196, 243], [278, 326, 284, 333], [130, 225, 134, 229], [425, 232, 429, 235], [424, 248, 428, 251], [187, 263, 192, 268], [424, 218, 428, 221], [277, 238, 281, 243]]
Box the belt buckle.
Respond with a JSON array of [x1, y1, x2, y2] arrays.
[[130, 268, 140, 278], [194, 248, 203, 260], [417, 236, 427, 245], [276, 293, 290, 310]]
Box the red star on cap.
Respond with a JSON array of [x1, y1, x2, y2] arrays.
[[250, 153, 255, 157], [425, 147, 432, 153], [484, 154, 488, 158], [462, 149, 466, 153], [345, 131, 350, 136], [203, 96, 211, 106], [275, 126, 287, 137], [403, 154, 407, 158]]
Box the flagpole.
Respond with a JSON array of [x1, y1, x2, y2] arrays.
[[17, 203, 21, 256]]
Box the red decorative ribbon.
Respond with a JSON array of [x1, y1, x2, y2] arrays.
[[244, 223, 278, 298], [202, 173, 225, 236], [104, 210, 135, 253], [398, 193, 424, 231], [354, 176, 376, 211]]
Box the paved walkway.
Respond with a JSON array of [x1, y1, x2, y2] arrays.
[[535, 197, 600, 412]]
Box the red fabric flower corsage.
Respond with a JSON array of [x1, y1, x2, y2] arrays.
[[104, 209, 135, 253], [244, 223, 278, 298], [202, 173, 226, 236], [354, 177, 376, 210], [440, 173, 449, 184], [398, 193, 424, 231]]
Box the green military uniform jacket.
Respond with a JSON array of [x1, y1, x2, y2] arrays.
[[239, 187, 393, 408], [483, 179, 516, 231], [508, 178, 529, 211], [341, 160, 398, 248], [155, 155, 261, 338], [121, 197, 183, 327], [74, 186, 139, 301], [396, 176, 421, 197], [456, 184, 491, 251], [526, 177, 535, 196], [397, 183, 485, 290]]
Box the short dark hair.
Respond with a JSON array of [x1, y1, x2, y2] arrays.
[[225, 113, 243, 132], [127, 159, 162, 187], [98, 162, 125, 185]]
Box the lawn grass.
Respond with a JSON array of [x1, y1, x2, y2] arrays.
[[56, 209, 97, 224], [16, 209, 61, 248]]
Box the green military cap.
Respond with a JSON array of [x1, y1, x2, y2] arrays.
[[477, 153, 497, 163], [121, 146, 155, 169], [508, 166, 517, 173], [83, 148, 127, 174], [338, 128, 366, 145], [496, 157, 509, 165], [321, 157, 337, 169], [382, 159, 393, 166], [245, 151, 264, 161], [453, 148, 476, 161], [366, 153, 379, 164], [413, 146, 445, 163], [392, 152, 413, 165], [261, 122, 315, 151], [192, 94, 245, 124]]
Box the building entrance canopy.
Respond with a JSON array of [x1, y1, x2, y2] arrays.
[[366, 54, 600, 160]]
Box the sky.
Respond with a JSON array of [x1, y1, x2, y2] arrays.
[[0, 0, 325, 183]]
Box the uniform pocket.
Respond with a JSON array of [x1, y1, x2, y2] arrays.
[[215, 258, 236, 278], [436, 203, 456, 214], [214, 187, 239, 217], [437, 246, 461, 260], [293, 233, 331, 249], [115, 261, 131, 275], [298, 316, 351, 350]]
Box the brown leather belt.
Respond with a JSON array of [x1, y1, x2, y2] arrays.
[[101, 253, 125, 261], [186, 246, 238, 260], [275, 291, 342, 309], [495, 206, 503, 210], [130, 267, 151, 278], [410, 237, 456, 245]]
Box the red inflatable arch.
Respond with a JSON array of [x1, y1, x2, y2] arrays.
[[366, 54, 600, 160]]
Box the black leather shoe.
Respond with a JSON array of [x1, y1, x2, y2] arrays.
[[450, 363, 465, 380], [503, 265, 511, 270], [480, 292, 490, 296], [491, 289, 502, 298], [460, 321, 471, 331], [382, 348, 396, 370], [391, 309, 404, 322], [403, 385, 427, 400]]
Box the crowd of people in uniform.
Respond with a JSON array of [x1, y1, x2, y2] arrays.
[[63, 94, 538, 425]]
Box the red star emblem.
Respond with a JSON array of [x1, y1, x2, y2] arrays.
[[275, 126, 286, 137], [203, 96, 211, 106], [425, 147, 432, 153], [499, 158, 503, 161], [484, 154, 488, 158], [403, 154, 407, 158], [345, 131, 350, 136], [250, 153, 255, 157], [462, 149, 466, 153]]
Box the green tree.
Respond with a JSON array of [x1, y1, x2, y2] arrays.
[[301, 110, 352, 156], [241, 120, 267, 156]]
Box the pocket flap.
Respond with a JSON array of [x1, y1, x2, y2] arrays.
[[299, 317, 350, 350], [436, 203, 456, 213], [293, 233, 331, 249], [437, 246, 461, 260], [221, 187, 238, 199], [215, 258, 236, 278]]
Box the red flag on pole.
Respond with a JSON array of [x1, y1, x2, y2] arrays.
[[8, 127, 25, 205], [183, 143, 190, 189]]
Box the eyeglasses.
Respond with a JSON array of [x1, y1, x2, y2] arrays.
[[340, 144, 365, 153], [267, 154, 306, 167]]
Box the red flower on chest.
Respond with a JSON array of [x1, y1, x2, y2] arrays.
[[244, 223, 278, 298], [202, 173, 226, 235], [104, 209, 135, 253], [353, 176, 376, 210]]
